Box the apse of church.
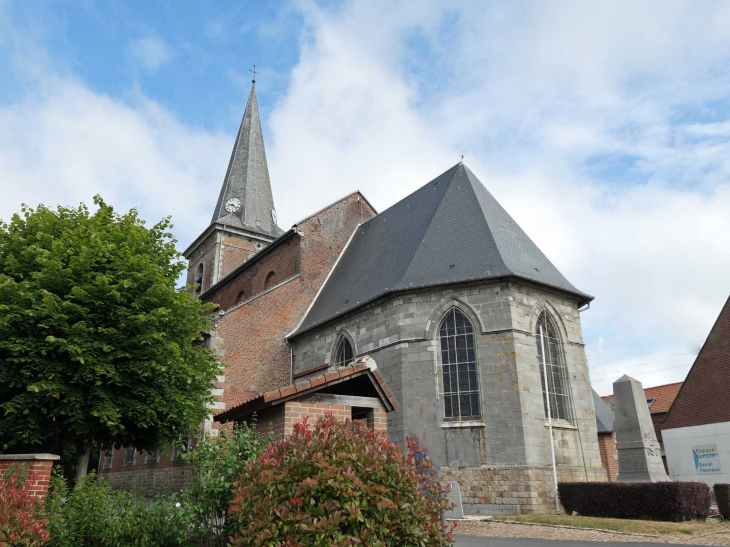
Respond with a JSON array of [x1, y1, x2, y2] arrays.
[[287, 164, 606, 514]]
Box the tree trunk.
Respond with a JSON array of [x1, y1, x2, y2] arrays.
[[75, 447, 90, 486]]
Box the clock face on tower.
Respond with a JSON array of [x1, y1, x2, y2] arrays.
[[225, 197, 241, 213]]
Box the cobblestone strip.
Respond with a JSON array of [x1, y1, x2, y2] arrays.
[[451, 520, 730, 545]]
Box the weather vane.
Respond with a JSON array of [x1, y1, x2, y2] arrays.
[[250, 63, 259, 83]]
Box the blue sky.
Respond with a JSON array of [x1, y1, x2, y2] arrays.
[[2, 0, 730, 395]]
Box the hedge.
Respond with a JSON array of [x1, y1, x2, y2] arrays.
[[558, 482, 711, 521], [714, 483, 730, 519]]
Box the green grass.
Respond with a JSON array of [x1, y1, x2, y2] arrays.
[[493, 514, 730, 536]]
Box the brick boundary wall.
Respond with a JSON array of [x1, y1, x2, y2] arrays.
[[0, 454, 60, 500]]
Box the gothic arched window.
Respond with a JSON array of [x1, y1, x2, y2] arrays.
[[333, 335, 354, 368], [535, 311, 574, 423], [194, 263, 204, 296], [439, 309, 480, 421]]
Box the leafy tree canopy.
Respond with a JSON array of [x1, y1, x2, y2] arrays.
[[0, 197, 220, 462]]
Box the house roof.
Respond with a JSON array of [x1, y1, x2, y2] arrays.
[[214, 357, 401, 423], [592, 388, 615, 433], [601, 381, 683, 415], [210, 81, 283, 239], [662, 294, 730, 430], [290, 163, 592, 338]]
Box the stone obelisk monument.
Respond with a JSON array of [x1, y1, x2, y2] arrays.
[[613, 375, 671, 482]]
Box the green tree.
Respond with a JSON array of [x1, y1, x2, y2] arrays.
[[0, 197, 220, 480]]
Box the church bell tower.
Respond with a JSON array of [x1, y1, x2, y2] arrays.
[[183, 78, 283, 295]]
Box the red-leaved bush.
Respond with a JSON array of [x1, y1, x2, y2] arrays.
[[228, 414, 454, 546], [0, 466, 49, 547]]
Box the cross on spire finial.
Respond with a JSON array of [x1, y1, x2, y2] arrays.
[[250, 63, 259, 83]]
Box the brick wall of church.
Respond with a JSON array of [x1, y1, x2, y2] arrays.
[[597, 432, 618, 481], [206, 193, 376, 412], [204, 235, 301, 312], [106, 193, 375, 499], [290, 278, 605, 514]]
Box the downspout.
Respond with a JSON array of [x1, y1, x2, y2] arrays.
[[568, 374, 590, 481]]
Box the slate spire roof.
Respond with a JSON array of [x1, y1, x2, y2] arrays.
[[211, 81, 283, 238], [291, 163, 592, 337]]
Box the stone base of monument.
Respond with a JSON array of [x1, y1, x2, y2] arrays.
[[464, 504, 521, 517]]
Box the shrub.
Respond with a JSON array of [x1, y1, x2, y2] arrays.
[[172, 422, 273, 546], [558, 481, 711, 521], [228, 415, 454, 547], [714, 483, 730, 519], [0, 465, 49, 546], [44, 469, 189, 547]]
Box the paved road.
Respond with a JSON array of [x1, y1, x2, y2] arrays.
[[454, 537, 705, 547]]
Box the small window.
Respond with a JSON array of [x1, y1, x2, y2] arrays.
[[264, 271, 276, 289], [646, 397, 656, 409], [103, 451, 113, 469], [333, 335, 354, 368], [438, 309, 480, 421], [536, 311, 574, 424], [235, 291, 245, 304], [194, 263, 204, 295], [145, 450, 160, 464], [123, 448, 136, 467]]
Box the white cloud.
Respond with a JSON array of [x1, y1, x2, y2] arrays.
[[267, 0, 730, 393], [1, 0, 729, 396], [128, 36, 172, 73], [0, 78, 230, 248]]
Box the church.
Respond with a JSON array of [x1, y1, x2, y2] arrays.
[[103, 79, 606, 515]]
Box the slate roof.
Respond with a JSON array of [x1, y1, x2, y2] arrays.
[[214, 357, 401, 423], [592, 388, 615, 433], [211, 81, 283, 238], [290, 163, 592, 337], [601, 381, 683, 415]]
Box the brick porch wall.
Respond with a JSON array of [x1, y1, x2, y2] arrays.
[[0, 454, 60, 500], [252, 402, 388, 440]]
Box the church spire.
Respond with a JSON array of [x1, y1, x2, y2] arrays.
[[211, 80, 282, 238]]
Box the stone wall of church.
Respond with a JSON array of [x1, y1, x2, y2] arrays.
[[290, 278, 606, 514], [441, 465, 606, 515]]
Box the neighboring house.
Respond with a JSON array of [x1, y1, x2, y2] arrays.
[[105, 79, 606, 514], [601, 381, 683, 470], [593, 389, 617, 481], [663, 295, 730, 487]]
